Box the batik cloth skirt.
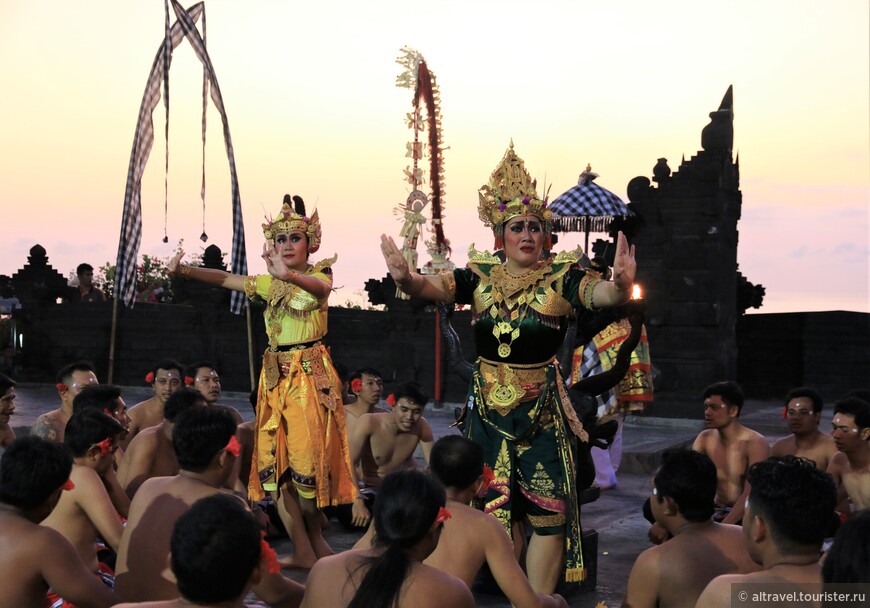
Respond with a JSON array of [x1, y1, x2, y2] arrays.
[[248, 343, 356, 508]]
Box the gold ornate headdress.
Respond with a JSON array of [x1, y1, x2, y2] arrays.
[[262, 194, 321, 254], [478, 142, 553, 249]]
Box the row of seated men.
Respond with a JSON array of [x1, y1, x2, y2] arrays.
[[0, 362, 868, 607]]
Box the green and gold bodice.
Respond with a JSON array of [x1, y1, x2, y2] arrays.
[[448, 247, 599, 364]]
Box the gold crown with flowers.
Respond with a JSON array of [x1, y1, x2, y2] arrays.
[[262, 195, 321, 254], [478, 142, 554, 237]]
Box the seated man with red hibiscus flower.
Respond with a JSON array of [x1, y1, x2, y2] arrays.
[[424, 435, 568, 608], [350, 381, 434, 547]]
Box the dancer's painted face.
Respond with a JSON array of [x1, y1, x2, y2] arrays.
[[274, 230, 309, 267], [503, 215, 544, 268]]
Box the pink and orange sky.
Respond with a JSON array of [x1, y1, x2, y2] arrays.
[[1, 1, 867, 313]]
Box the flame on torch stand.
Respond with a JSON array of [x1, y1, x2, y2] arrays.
[[631, 284, 642, 300]]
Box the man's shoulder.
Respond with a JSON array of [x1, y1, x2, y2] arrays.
[[771, 434, 796, 454], [129, 397, 160, 413], [127, 426, 161, 450]]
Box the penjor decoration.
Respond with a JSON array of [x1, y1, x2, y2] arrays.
[[393, 47, 450, 298]]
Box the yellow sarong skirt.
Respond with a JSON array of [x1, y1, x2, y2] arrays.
[[247, 344, 356, 507]]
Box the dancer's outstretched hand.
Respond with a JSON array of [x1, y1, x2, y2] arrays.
[[381, 234, 410, 284], [612, 231, 636, 292], [168, 250, 185, 275]]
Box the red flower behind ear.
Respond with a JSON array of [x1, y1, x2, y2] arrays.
[[781, 406, 788, 419], [145, 372, 155, 384], [430, 506, 452, 532], [479, 465, 495, 496], [386, 394, 396, 408], [95, 437, 113, 457], [56, 383, 68, 394], [260, 531, 281, 573], [184, 376, 195, 386], [61, 479, 75, 491], [224, 435, 241, 458], [351, 378, 362, 393]]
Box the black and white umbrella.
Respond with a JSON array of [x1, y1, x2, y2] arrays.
[[549, 166, 632, 248]]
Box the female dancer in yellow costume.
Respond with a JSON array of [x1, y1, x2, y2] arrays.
[[169, 194, 368, 567]]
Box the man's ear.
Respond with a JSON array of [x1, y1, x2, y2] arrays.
[[750, 515, 767, 544], [662, 496, 678, 517], [249, 562, 264, 588], [860, 427, 870, 442]]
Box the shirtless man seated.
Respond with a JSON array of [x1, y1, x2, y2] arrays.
[[117, 387, 206, 498], [623, 449, 759, 608], [696, 456, 837, 607], [0, 436, 119, 608], [826, 397, 870, 515], [114, 494, 272, 608], [32, 360, 98, 442], [691, 381, 769, 525], [113, 406, 303, 607], [41, 410, 125, 584], [351, 381, 434, 548], [0, 373, 16, 450], [771, 386, 837, 471], [424, 436, 568, 608], [123, 359, 183, 447]]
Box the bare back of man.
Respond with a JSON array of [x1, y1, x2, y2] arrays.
[[301, 549, 473, 608], [696, 564, 822, 608], [0, 511, 119, 608], [117, 424, 179, 497], [693, 425, 769, 521], [624, 522, 759, 608], [114, 475, 226, 601], [41, 464, 124, 573], [771, 432, 837, 471], [425, 499, 565, 608], [32, 408, 70, 442], [124, 396, 164, 446]]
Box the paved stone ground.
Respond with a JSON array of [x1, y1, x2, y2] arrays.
[[7, 385, 794, 607]]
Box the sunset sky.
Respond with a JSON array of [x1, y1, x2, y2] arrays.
[[1, 0, 867, 313]]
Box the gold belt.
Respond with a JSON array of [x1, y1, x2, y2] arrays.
[[262, 343, 324, 391], [478, 357, 553, 416]]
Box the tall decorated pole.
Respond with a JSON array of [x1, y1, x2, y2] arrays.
[[394, 47, 453, 404]]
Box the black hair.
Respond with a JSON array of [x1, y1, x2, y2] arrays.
[[653, 449, 717, 523], [393, 381, 428, 408], [349, 368, 383, 383], [56, 361, 96, 385], [150, 359, 184, 379], [172, 407, 237, 472], [822, 510, 870, 584], [844, 389, 870, 404], [348, 470, 445, 608], [164, 387, 206, 423], [0, 373, 15, 394], [429, 435, 484, 490], [333, 361, 348, 382], [0, 436, 73, 509], [72, 384, 122, 414], [747, 456, 836, 552], [76, 263, 94, 276], [783, 387, 824, 414], [833, 397, 870, 430], [64, 410, 123, 458], [171, 494, 261, 603], [186, 361, 218, 379], [703, 381, 745, 415]]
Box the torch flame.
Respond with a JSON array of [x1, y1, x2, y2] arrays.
[[631, 284, 642, 300]]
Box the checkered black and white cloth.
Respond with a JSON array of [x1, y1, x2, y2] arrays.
[[115, 1, 248, 314], [549, 178, 633, 234]]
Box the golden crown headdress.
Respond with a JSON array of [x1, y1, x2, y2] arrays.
[[478, 141, 553, 238], [262, 194, 321, 254]]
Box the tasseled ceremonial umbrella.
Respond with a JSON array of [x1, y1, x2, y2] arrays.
[[549, 165, 633, 251]]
